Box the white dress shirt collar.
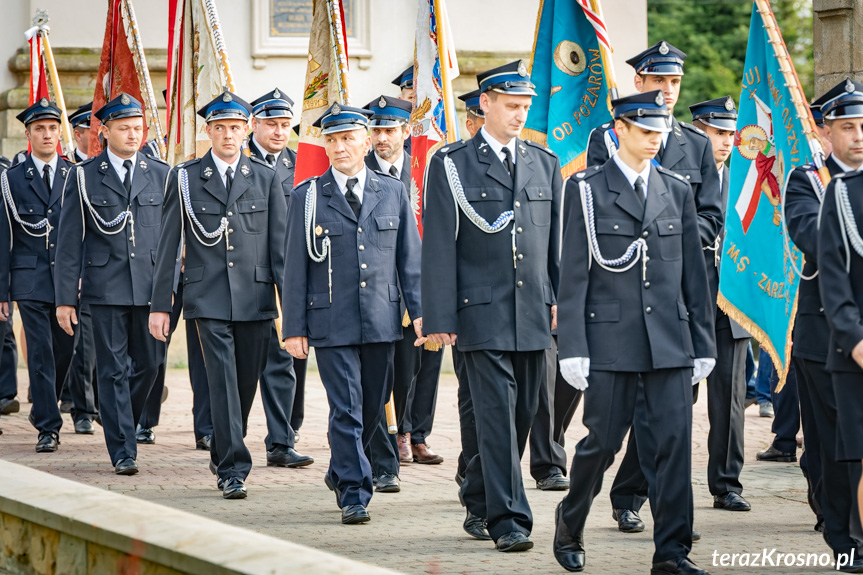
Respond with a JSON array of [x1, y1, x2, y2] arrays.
[[374, 151, 405, 178], [612, 153, 651, 197], [211, 152, 241, 188], [332, 165, 367, 203], [30, 154, 58, 189], [107, 148, 135, 187], [481, 125, 517, 166], [831, 154, 861, 174]]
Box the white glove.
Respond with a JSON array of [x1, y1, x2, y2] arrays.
[[692, 358, 716, 385], [560, 357, 590, 391]]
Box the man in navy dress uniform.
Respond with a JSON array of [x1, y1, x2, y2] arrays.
[[55, 94, 170, 475], [422, 60, 562, 552], [247, 87, 313, 469], [283, 103, 423, 524], [553, 91, 715, 575], [150, 90, 286, 499], [0, 99, 75, 452], [586, 40, 723, 535], [791, 78, 863, 572]]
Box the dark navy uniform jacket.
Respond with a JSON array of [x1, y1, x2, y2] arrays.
[[0, 154, 73, 303], [818, 171, 863, 373], [248, 139, 297, 208], [282, 167, 422, 348], [557, 160, 715, 371], [151, 151, 286, 322], [421, 134, 562, 353], [785, 156, 844, 363], [587, 118, 724, 251], [54, 150, 170, 307]]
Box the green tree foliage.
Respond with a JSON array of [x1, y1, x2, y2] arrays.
[[647, 0, 813, 121]]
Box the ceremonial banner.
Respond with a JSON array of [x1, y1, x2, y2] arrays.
[[294, 0, 351, 182], [719, 3, 816, 385], [411, 0, 459, 237], [166, 0, 235, 163], [23, 24, 51, 155], [524, 0, 612, 177]]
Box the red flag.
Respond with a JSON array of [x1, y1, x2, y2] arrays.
[[23, 29, 53, 154], [89, 0, 148, 156], [295, 0, 351, 182]]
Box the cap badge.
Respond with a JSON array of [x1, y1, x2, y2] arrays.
[[121, 94, 130, 105], [378, 96, 387, 109], [659, 41, 669, 55], [40, 98, 48, 107], [331, 103, 341, 116], [223, 93, 232, 103], [315, 225, 323, 236], [846, 79, 856, 93], [655, 92, 665, 106], [240, 164, 250, 176], [517, 60, 527, 77], [203, 166, 213, 178], [725, 97, 734, 111], [274, 88, 281, 98]]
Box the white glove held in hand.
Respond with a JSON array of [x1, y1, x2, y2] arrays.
[[692, 358, 716, 385], [560, 357, 590, 391]]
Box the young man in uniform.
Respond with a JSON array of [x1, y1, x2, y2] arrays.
[[55, 94, 170, 475], [553, 90, 715, 575], [283, 103, 423, 524]]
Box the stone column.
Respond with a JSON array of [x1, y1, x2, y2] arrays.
[[814, 0, 863, 96]]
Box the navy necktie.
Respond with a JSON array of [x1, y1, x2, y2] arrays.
[[345, 177, 361, 218]]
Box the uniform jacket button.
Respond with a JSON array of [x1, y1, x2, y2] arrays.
[[517, 254, 524, 260], [463, 298, 469, 304], [819, 307, 824, 313], [357, 227, 363, 233], [645, 306, 652, 314], [359, 245, 365, 251], [360, 281, 366, 288], [481, 192, 487, 198], [517, 280, 523, 287], [589, 312, 595, 318], [644, 281, 650, 288], [685, 174, 691, 179], [228, 246, 234, 251], [361, 263, 367, 269], [514, 201, 521, 208], [227, 211, 233, 216], [228, 262, 234, 268], [517, 227, 523, 233], [613, 224, 619, 230], [642, 230, 649, 238], [668, 224, 674, 230], [47, 209, 52, 214], [539, 192, 543, 197], [130, 253, 135, 258]]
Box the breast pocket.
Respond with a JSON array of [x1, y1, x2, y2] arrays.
[[595, 218, 636, 256], [674, 169, 701, 189], [189, 200, 223, 231], [375, 215, 399, 250], [136, 192, 163, 227], [525, 187, 552, 226], [463, 187, 506, 224], [236, 198, 268, 234], [657, 217, 683, 261], [89, 194, 123, 223], [315, 220, 343, 257]]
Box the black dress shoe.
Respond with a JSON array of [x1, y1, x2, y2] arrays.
[[463, 510, 491, 540], [196, 435, 211, 451], [651, 557, 708, 575], [35, 432, 59, 453], [208, 460, 217, 475], [74, 419, 95, 435], [216, 477, 225, 491], [0, 397, 20, 415], [612, 508, 645, 533], [495, 531, 533, 552], [374, 473, 400, 493], [114, 458, 138, 475], [222, 478, 247, 499], [341, 504, 370, 524], [537, 472, 570, 491], [713, 492, 751, 511], [324, 474, 343, 509], [756, 444, 796, 462], [266, 445, 314, 468], [839, 558, 863, 573], [135, 425, 155, 444], [815, 519, 824, 532], [455, 472, 464, 488], [293, 428, 300, 444], [554, 502, 585, 572], [692, 529, 700, 542], [59, 400, 73, 414]]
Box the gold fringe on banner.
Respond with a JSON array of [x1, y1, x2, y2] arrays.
[[717, 289, 798, 392]]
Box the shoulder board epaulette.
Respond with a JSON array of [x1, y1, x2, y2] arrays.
[[145, 156, 169, 167], [524, 139, 556, 156], [374, 170, 400, 181], [657, 165, 688, 182], [680, 122, 707, 137], [248, 155, 274, 168], [77, 156, 97, 166], [601, 122, 611, 129], [833, 170, 861, 180], [573, 165, 602, 180], [438, 140, 468, 155], [295, 175, 320, 188]]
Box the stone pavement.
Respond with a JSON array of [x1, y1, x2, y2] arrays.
[[0, 365, 846, 575]]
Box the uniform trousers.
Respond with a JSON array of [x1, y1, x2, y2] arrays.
[[290, 357, 307, 431], [259, 322, 298, 450], [184, 317, 213, 440], [833, 372, 863, 462], [706, 324, 748, 496], [454, 346, 476, 480], [0, 315, 18, 400], [64, 303, 98, 423], [460, 349, 544, 540], [317, 342, 395, 508], [796, 357, 863, 557], [139, 285, 184, 429], [393, 324, 443, 443], [196, 318, 269, 481], [530, 336, 581, 480], [366, 419, 399, 478], [90, 305, 163, 464], [17, 300, 75, 434], [561, 368, 693, 564]]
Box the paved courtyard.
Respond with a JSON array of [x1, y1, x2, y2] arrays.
[[0, 361, 844, 574]]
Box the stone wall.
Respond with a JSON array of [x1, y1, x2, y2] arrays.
[[813, 0, 863, 96]]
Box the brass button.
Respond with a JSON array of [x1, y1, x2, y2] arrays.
[[228, 262, 234, 268], [517, 280, 524, 287], [359, 245, 365, 251], [361, 263, 367, 269], [360, 281, 367, 288], [515, 201, 521, 208], [645, 306, 652, 314]]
